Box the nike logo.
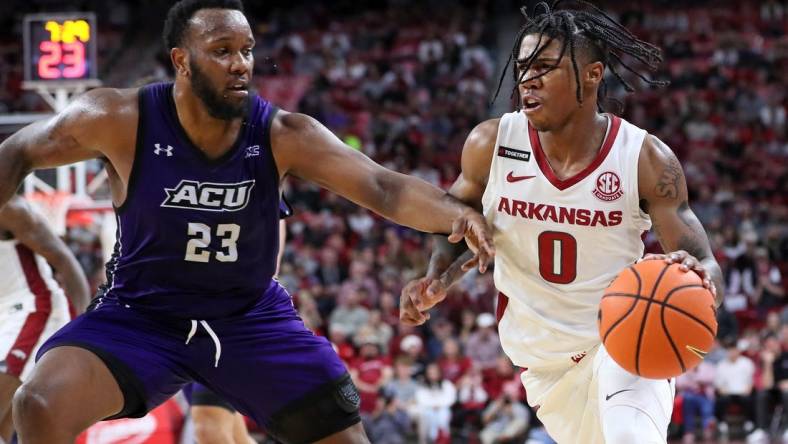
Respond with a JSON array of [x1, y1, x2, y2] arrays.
[[686, 345, 708, 359], [506, 171, 536, 183], [605, 389, 633, 401]]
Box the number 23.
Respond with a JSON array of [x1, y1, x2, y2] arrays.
[[185, 223, 240, 263]]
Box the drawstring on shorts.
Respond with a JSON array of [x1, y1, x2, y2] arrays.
[[185, 319, 222, 367]]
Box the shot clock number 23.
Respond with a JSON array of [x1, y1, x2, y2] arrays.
[[23, 13, 98, 82]]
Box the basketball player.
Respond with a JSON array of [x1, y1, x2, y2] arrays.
[[0, 196, 90, 444], [401, 2, 724, 443], [186, 199, 289, 444], [0, 1, 494, 443]]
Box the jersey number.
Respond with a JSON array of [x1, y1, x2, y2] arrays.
[[185, 223, 240, 263], [537, 231, 577, 284]]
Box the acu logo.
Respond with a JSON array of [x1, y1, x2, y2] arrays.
[[161, 180, 255, 212]]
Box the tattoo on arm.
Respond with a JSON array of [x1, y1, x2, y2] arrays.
[[654, 154, 683, 200], [428, 235, 468, 278], [676, 201, 711, 259], [441, 250, 474, 285], [676, 233, 708, 261]]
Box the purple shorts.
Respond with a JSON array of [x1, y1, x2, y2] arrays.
[[183, 382, 236, 412], [36, 281, 357, 438]]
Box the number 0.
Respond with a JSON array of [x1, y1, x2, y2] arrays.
[[538, 231, 577, 284]]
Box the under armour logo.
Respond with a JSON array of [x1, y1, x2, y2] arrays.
[[245, 145, 260, 158], [10, 349, 27, 360], [154, 143, 174, 157]]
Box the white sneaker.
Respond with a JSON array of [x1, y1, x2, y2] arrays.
[[747, 429, 768, 444]]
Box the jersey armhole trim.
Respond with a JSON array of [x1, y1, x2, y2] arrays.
[[266, 106, 281, 183], [279, 193, 294, 219], [631, 130, 652, 228], [481, 115, 507, 213], [114, 87, 146, 214]]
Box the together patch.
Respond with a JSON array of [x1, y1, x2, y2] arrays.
[[498, 146, 531, 162]]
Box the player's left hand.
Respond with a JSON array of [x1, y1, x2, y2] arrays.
[[400, 277, 431, 326], [640, 250, 716, 298], [448, 209, 495, 273]]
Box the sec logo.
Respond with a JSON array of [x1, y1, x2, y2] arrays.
[[592, 171, 623, 202]]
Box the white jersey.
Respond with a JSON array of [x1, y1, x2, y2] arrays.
[[0, 239, 63, 303], [482, 111, 651, 369], [0, 238, 70, 380]]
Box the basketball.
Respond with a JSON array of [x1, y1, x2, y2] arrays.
[[598, 260, 718, 379]]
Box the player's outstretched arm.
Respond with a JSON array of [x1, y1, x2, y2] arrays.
[[0, 196, 90, 314], [400, 119, 498, 325], [638, 134, 724, 307], [271, 110, 494, 263], [0, 88, 132, 209]]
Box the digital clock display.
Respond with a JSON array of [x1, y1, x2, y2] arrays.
[[24, 13, 98, 82]]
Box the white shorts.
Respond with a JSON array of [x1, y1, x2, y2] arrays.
[[521, 344, 675, 444], [0, 288, 71, 381]]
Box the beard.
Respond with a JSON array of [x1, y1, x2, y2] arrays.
[[189, 60, 248, 120]]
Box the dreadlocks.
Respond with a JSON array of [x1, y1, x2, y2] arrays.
[[492, 0, 669, 114]]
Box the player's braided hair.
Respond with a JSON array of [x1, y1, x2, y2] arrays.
[[163, 0, 244, 50], [492, 0, 668, 114]]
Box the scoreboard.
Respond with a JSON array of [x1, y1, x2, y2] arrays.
[[23, 13, 98, 83]]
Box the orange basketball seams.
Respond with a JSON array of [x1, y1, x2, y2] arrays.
[[598, 260, 717, 379]]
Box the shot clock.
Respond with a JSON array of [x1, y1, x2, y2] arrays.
[[23, 13, 98, 83]]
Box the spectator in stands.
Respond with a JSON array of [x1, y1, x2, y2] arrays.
[[453, 366, 488, 436], [753, 248, 784, 315], [329, 286, 370, 336], [328, 323, 355, 364], [294, 289, 323, 333], [714, 339, 756, 434], [479, 383, 530, 444], [350, 336, 393, 415], [465, 313, 502, 370], [676, 360, 716, 442], [457, 309, 478, 346], [386, 356, 420, 419], [426, 318, 456, 361], [483, 355, 521, 402], [362, 389, 411, 444], [437, 338, 473, 384], [764, 311, 783, 339], [725, 231, 758, 313], [414, 363, 456, 444], [753, 334, 788, 438], [316, 247, 345, 287], [399, 334, 427, 379], [338, 260, 380, 307], [379, 291, 401, 327], [355, 309, 394, 354]]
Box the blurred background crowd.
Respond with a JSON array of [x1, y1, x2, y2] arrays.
[[0, 0, 786, 443]]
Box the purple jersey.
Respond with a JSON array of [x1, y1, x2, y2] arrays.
[[99, 83, 280, 319]]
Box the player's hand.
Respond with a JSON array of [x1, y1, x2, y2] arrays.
[[400, 277, 431, 326], [411, 275, 451, 312], [448, 209, 495, 274], [640, 251, 716, 298]]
